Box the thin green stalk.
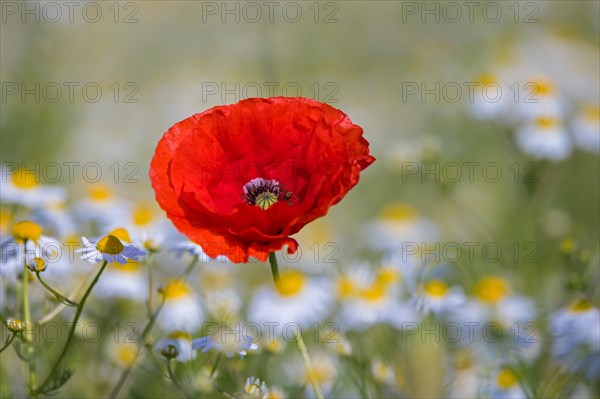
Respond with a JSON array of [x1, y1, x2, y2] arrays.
[[180, 254, 199, 278], [110, 254, 198, 398], [268, 253, 324, 399], [23, 261, 37, 397], [209, 352, 222, 379], [0, 333, 16, 353], [109, 299, 165, 398], [35, 271, 78, 307], [146, 253, 154, 317], [166, 359, 191, 399], [37, 260, 108, 394]]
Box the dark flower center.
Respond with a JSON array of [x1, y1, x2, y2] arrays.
[[242, 178, 294, 210]]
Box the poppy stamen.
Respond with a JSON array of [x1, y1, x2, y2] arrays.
[[242, 177, 294, 210]]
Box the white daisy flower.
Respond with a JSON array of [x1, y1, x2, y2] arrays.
[[550, 299, 600, 381], [77, 227, 146, 264], [33, 202, 78, 241], [0, 166, 66, 209], [157, 279, 203, 332], [247, 269, 333, 337], [490, 368, 526, 399], [73, 184, 127, 229], [242, 376, 268, 398], [94, 259, 148, 301], [414, 279, 467, 316], [198, 264, 241, 319], [571, 105, 600, 154], [458, 281, 535, 331], [516, 116, 572, 161], [336, 264, 417, 331], [468, 73, 514, 121], [192, 324, 257, 358], [107, 341, 140, 369], [516, 79, 567, 120], [446, 350, 481, 399], [0, 221, 61, 278], [365, 202, 439, 254], [169, 240, 230, 263], [371, 358, 395, 386], [285, 351, 337, 397], [155, 331, 195, 362], [264, 387, 286, 399]]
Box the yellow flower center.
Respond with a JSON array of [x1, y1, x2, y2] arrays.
[[96, 235, 124, 255], [161, 280, 191, 300], [0, 209, 13, 233], [379, 203, 418, 222], [360, 283, 387, 302], [337, 276, 358, 299], [32, 257, 46, 271], [475, 73, 497, 86], [133, 204, 154, 226], [13, 221, 42, 243], [570, 298, 593, 313], [200, 271, 232, 291], [108, 227, 131, 243], [583, 105, 600, 121], [560, 238, 574, 254], [532, 80, 555, 97], [375, 267, 399, 286], [535, 116, 560, 130], [309, 362, 335, 385], [496, 368, 518, 389], [276, 270, 306, 297], [143, 239, 160, 252], [112, 259, 141, 273], [116, 345, 137, 366], [12, 169, 39, 189], [425, 280, 448, 297], [168, 330, 191, 341], [89, 185, 113, 201], [475, 276, 509, 303], [455, 351, 474, 370]]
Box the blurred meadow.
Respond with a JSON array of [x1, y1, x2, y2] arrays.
[[1, 1, 599, 398]]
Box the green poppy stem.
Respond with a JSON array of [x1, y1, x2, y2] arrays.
[[268, 252, 324, 399]]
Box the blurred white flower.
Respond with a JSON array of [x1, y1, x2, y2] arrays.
[[242, 376, 268, 398], [515, 79, 567, 120], [0, 166, 66, 209], [285, 351, 337, 397], [95, 260, 148, 301], [107, 341, 140, 369], [192, 325, 257, 358], [550, 299, 600, 381], [0, 221, 61, 278], [515, 116, 572, 161], [468, 73, 514, 121], [336, 264, 418, 331], [157, 279, 203, 332], [571, 105, 600, 154], [247, 269, 333, 336], [365, 202, 439, 254], [413, 279, 467, 316], [73, 184, 127, 229], [490, 368, 526, 399]]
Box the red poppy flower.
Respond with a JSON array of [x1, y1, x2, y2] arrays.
[[149, 97, 374, 263]]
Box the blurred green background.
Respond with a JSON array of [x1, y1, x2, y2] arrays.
[[1, 1, 599, 397]]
